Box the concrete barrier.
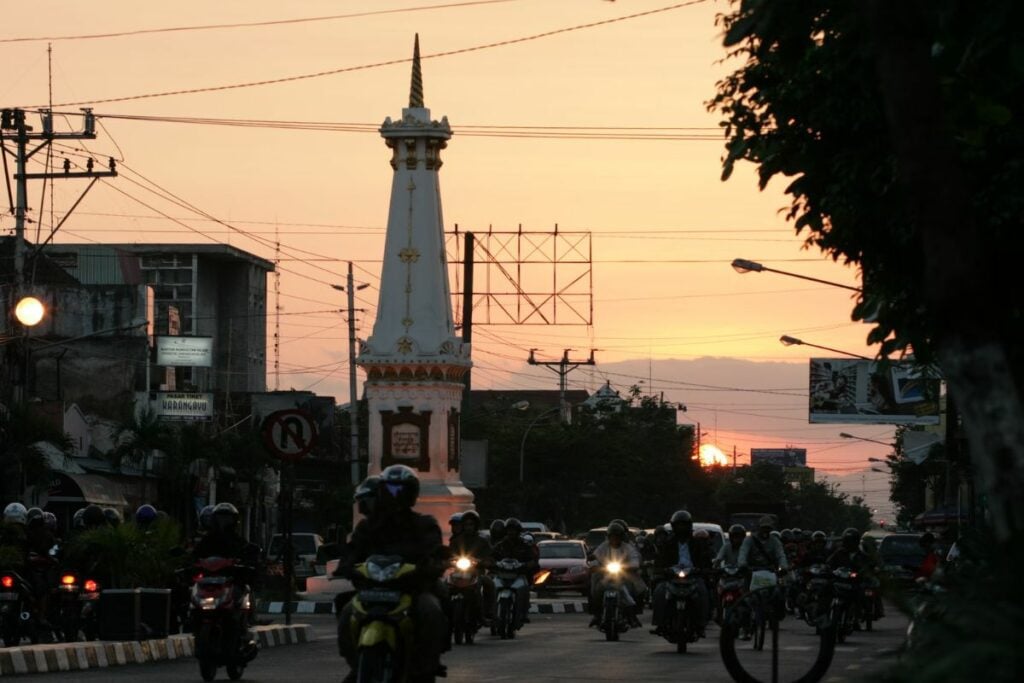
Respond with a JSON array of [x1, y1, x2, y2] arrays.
[[0, 623, 313, 676]]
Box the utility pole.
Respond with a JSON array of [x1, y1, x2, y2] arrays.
[[528, 348, 596, 424], [333, 264, 368, 486], [461, 231, 474, 418], [1, 108, 117, 288]]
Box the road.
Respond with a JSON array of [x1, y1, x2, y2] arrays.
[[25, 605, 907, 682]]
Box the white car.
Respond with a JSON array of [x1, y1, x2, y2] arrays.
[[299, 559, 353, 600]]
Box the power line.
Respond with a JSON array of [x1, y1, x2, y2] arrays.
[[1, 0, 522, 44], [38, 1, 708, 107]]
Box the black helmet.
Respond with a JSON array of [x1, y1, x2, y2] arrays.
[[211, 502, 239, 534], [462, 510, 481, 533], [199, 505, 215, 531], [379, 465, 420, 510], [770, 530, 782, 540], [607, 521, 626, 540], [781, 529, 794, 542], [82, 504, 105, 528], [72, 508, 87, 530], [728, 524, 746, 538], [449, 512, 464, 530], [354, 475, 381, 516], [103, 508, 122, 527], [670, 510, 693, 541], [811, 530, 827, 542], [26, 507, 44, 526], [757, 515, 775, 531], [3, 502, 28, 525], [841, 528, 860, 551], [135, 504, 158, 526], [791, 527, 803, 538], [43, 511, 57, 531], [489, 519, 506, 543], [505, 517, 523, 537]]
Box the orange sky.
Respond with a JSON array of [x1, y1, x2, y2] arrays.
[[2, 1, 895, 501]]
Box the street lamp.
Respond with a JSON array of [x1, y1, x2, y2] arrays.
[[519, 407, 559, 483], [14, 296, 45, 327], [731, 258, 861, 292], [780, 335, 870, 360], [841, 432, 892, 446]]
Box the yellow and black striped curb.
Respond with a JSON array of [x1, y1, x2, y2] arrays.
[[0, 624, 313, 676]]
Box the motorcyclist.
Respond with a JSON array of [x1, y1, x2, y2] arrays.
[[714, 524, 748, 568], [800, 531, 830, 567], [826, 528, 868, 573], [588, 521, 643, 628], [914, 532, 941, 580], [448, 513, 464, 545], [0, 502, 28, 570], [336, 465, 447, 683], [488, 519, 506, 549], [651, 510, 711, 636], [491, 517, 539, 628], [24, 507, 57, 628], [135, 504, 159, 530], [738, 516, 789, 573], [447, 510, 494, 624], [102, 508, 122, 527]]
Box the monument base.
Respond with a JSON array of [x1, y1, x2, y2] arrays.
[[415, 481, 475, 542]]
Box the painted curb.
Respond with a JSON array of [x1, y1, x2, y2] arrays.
[[257, 600, 589, 614], [0, 624, 313, 677]]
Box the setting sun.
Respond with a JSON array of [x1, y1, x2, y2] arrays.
[[698, 444, 730, 468]]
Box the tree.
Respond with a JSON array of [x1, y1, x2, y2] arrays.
[[709, 0, 1024, 542], [0, 403, 72, 496]]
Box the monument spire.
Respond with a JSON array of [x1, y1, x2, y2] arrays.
[[409, 34, 424, 108]]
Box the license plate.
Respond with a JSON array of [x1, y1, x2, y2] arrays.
[[0, 592, 18, 601], [359, 589, 401, 604]]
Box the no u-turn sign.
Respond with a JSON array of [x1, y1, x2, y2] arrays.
[[262, 409, 318, 461]]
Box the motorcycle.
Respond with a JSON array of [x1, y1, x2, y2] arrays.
[[661, 566, 704, 653], [858, 575, 882, 631], [716, 565, 747, 631], [347, 554, 419, 682], [491, 558, 527, 640], [189, 557, 257, 682], [829, 566, 858, 644], [53, 571, 100, 642], [0, 570, 34, 647], [446, 556, 481, 645], [798, 563, 833, 631], [596, 560, 634, 642]]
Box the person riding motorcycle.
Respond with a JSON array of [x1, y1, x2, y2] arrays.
[[714, 524, 748, 568], [447, 510, 494, 625], [588, 521, 643, 628], [488, 519, 507, 548], [826, 528, 868, 573], [738, 516, 789, 573], [336, 465, 448, 683], [135, 504, 159, 530], [800, 531, 830, 567], [651, 510, 712, 636], [914, 532, 941, 580], [448, 513, 464, 544], [491, 517, 539, 627], [0, 503, 28, 571]]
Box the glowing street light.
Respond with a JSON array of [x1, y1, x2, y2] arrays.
[[14, 296, 45, 327]]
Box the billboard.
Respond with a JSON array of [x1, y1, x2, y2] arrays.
[[751, 448, 807, 467], [154, 392, 215, 421], [809, 358, 940, 425], [157, 336, 213, 367]]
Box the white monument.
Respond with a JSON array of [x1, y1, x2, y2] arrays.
[[358, 35, 474, 528]]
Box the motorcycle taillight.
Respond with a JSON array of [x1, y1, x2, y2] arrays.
[[84, 580, 99, 593], [61, 574, 77, 586], [1, 575, 13, 589]]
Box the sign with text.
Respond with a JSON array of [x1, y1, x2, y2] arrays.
[[391, 424, 422, 459], [156, 336, 213, 367], [808, 358, 940, 425], [154, 392, 214, 421], [751, 448, 807, 467]]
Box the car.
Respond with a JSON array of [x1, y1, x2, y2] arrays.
[[534, 540, 591, 597], [267, 532, 324, 590], [527, 531, 563, 543], [299, 559, 354, 600], [521, 522, 550, 534], [879, 532, 926, 585], [581, 526, 644, 552]]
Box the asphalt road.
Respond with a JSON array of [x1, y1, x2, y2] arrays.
[[24, 605, 907, 683]]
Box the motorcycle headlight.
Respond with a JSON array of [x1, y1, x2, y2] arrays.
[[367, 561, 402, 582], [607, 562, 622, 575], [677, 568, 689, 578], [455, 557, 472, 571], [196, 596, 221, 610]]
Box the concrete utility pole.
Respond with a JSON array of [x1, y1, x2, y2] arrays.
[[1, 108, 117, 287], [333, 263, 368, 486], [528, 348, 596, 424]]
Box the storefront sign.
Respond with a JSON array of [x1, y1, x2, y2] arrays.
[[155, 392, 215, 421]]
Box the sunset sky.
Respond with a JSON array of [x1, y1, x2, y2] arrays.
[[2, 0, 896, 507]]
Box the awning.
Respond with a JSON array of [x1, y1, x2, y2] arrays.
[[42, 472, 128, 508]]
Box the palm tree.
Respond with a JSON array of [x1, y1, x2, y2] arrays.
[[111, 406, 171, 505]]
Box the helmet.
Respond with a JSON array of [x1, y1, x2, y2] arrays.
[[82, 505, 105, 528], [610, 518, 630, 539], [811, 530, 826, 543], [607, 521, 626, 540], [781, 529, 794, 542], [211, 502, 239, 534], [791, 527, 802, 538], [199, 505, 215, 531], [449, 512, 464, 530], [103, 508, 122, 527], [135, 504, 158, 526], [802, 529, 814, 541], [379, 465, 420, 510], [670, 510, 693, 541], [72, 508, 86, 530], [489, 519, 506, 543], [461, 510, 481, 533], [757, 515, 775, 531], [505, 518, 523, 537], [3, 502, 28, 525], [728, 524, 746, 538], [841, 528, 860, 551], [43, 512, 57, 531], [693, 528, 710, 541], [26, 507, 44, 526], [770, 530, 782, 540], [653, 525, 668, 542], [355, 475, 381, 516]]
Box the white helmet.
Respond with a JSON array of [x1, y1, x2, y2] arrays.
[[4, 502, 28, 525]]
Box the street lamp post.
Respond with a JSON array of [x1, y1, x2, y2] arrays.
[[780, 335, 871, 360], [519, 407, 559, 483], [841, 432, 893, 447], [731, 258, 862, 291]]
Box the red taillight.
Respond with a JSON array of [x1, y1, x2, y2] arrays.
[[61, 574, 76, 586], [1, 575, 13, 589], [84, 580, 98, 593], [850, 572, 858, 579], [193, 573, 204, 583], [724, 594, 735, 604]]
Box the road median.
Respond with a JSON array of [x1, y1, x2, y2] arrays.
[[0, 623, 313, 676]]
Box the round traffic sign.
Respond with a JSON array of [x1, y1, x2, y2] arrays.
[[262, 409, 318, 461]]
